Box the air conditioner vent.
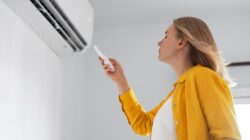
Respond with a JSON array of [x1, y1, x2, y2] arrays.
[[30, 0, 87, 52], [3, 0, 93, 56]]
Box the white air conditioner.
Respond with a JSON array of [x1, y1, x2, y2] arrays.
[[3, 0, 94, 56]]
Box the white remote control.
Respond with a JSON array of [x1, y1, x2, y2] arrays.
[[93, 45, 115, 72]]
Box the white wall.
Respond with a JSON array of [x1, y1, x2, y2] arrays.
[[0, 2, 87, 140], [60, 55, 88, 140], [85, 16, 250, 140]]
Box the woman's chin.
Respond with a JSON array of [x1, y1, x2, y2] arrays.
[[158, 55, 170, 64], [158, 55, 164, 62], [158, 54, 161, 61]]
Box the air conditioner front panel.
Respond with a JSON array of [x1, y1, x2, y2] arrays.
[[56, 0, 94, 47], [3, 0, 94, 56], [57, 0, 94, 47]]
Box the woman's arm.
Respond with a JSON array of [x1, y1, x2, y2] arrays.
[[98, 57, 165, 136], [195, 71, 241, 140], [116, 77, 130, 95], [118, 88, 167, 136]]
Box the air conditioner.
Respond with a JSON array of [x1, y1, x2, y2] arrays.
[[3, 0, 94, 56]]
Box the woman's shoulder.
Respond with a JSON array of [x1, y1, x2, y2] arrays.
[[188, 64, 225, 83], [193, 64, 215, 75]]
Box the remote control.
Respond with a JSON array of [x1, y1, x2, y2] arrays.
[[93, 45, 115, 72]]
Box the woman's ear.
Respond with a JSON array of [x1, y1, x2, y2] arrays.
[[177, 38, 188, 50]]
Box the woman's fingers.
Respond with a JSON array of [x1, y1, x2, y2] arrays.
[[103, 64, 110, 69], [98, 57, 118, 72], [109, 58, 119, 67], [109, 58, 116, 64], [109, 58, 115, 61], [98, 57, 105, 65], [99, 57, 116, 67], [103, 64, 114, 71]]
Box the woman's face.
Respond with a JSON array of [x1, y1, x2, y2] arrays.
[[157, 24, 180, 63]]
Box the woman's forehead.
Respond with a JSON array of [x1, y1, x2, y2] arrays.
[[165, 25, 175, 34]]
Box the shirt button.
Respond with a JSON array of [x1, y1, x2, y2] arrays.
[[175, 121, 179, 125]]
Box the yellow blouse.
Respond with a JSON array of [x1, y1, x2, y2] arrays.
[[119, 64, 241, 140]]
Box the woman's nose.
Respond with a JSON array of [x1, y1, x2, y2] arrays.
[[157, 40, 162, 47]]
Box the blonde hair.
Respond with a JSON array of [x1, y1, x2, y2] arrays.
[[173, 17, 235, 87]]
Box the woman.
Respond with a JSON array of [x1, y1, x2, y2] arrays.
[[98, 17, 241, 140]]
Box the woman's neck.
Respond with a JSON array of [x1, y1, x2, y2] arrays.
[[175, 63, 193, 78], [170, 57, 193, 78]]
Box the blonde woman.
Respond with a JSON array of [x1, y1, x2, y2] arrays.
[[98, 17, 241, 140]]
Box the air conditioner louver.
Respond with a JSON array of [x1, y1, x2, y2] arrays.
[[3, 0, 94, 56]]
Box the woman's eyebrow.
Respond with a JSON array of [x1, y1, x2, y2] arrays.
[[165, 31, 168, 34]]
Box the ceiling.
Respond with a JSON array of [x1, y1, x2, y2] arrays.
[[89, 0, 250, 28]]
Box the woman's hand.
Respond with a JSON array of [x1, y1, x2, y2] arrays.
[[98, 57, 124, 82], [98, 57, 130, 94]]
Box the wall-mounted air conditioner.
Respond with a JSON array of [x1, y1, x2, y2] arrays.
[[3, 0, 94, 56], [228, 62, 250, 104]]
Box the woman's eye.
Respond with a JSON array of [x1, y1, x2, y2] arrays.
[[164, 35, 168, 39]]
